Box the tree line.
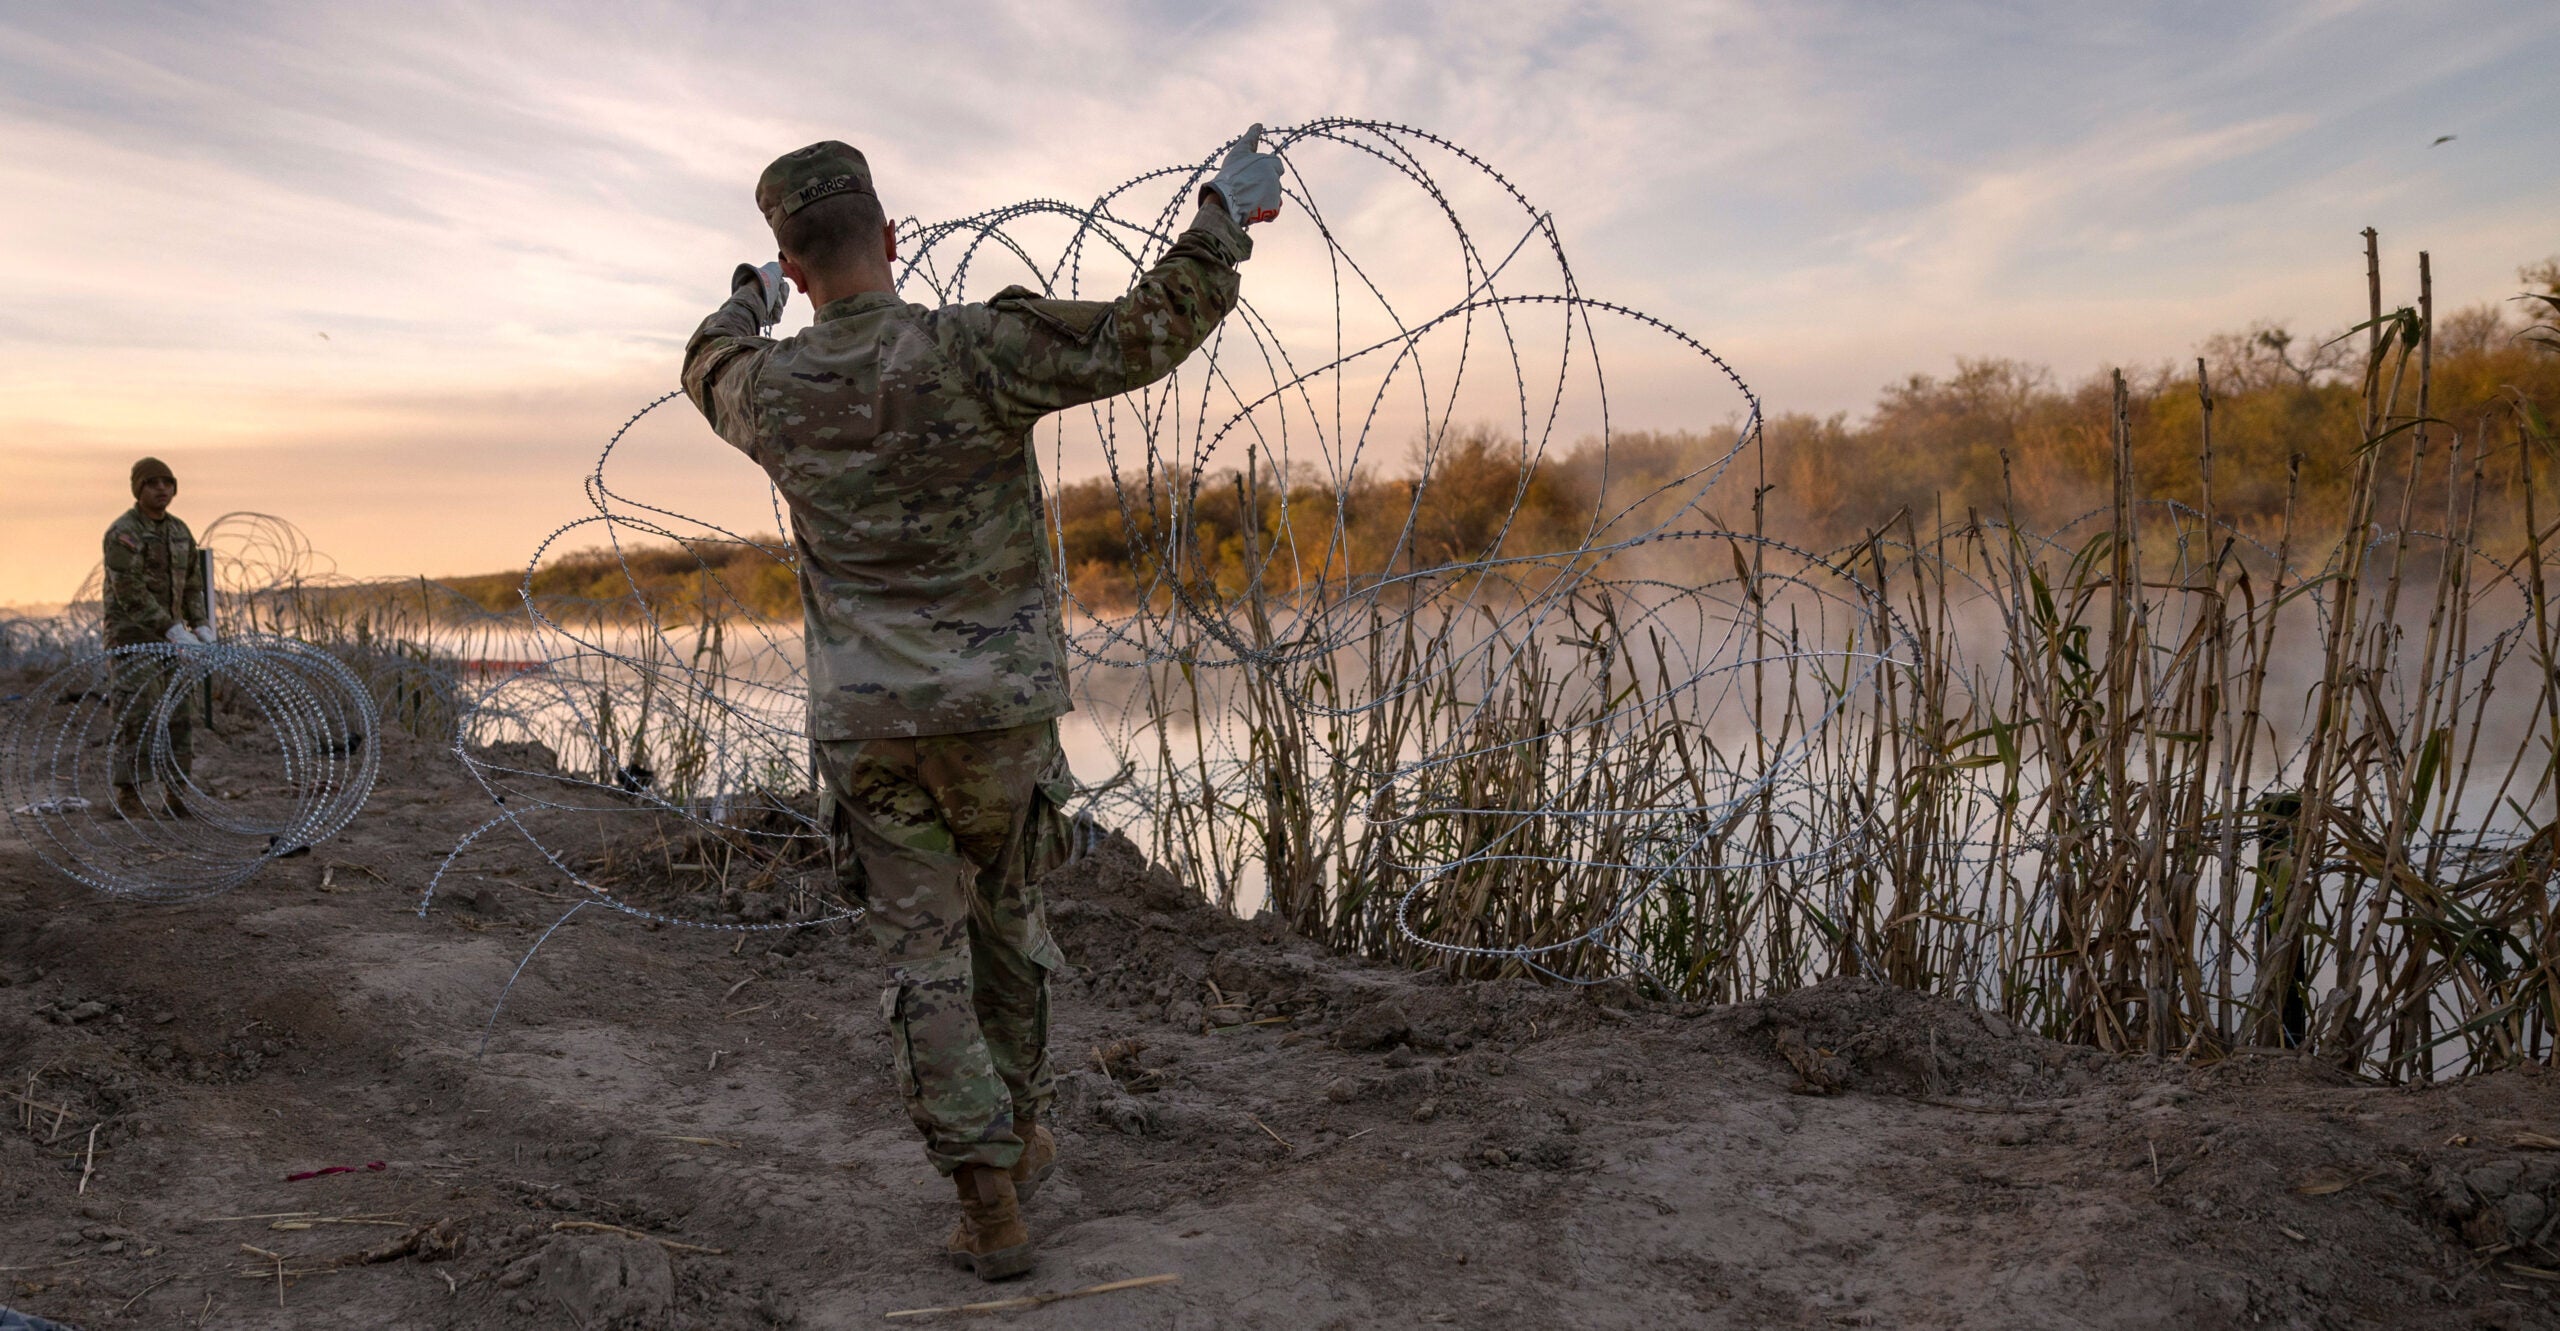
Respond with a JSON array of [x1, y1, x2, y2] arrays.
[[1057, 261, 2560, 610]]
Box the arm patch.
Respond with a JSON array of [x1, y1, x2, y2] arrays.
[[989, 285, 1114, 342]]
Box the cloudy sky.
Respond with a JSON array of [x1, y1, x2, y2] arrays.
[[3, 1, 2555, 605]]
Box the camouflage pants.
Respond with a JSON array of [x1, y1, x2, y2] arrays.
[[820, 718, 1073, 1176], [109, 654, 197, 788]]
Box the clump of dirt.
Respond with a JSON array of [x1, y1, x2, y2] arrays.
[[464, 739, 562, 775], [1701, 976, 2112, 1100], [2, 725, 2556, 1329], [1047, 829, 1618, 1053]]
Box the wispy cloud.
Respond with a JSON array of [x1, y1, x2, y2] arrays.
[[2, 1, 2556, 602]]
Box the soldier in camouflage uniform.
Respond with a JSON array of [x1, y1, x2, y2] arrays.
[[102, 456, 213, 820], [683, 131, 1285, 1280]]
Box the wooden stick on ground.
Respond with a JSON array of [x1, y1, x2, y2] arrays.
[[2, 1089, 73, 1119], [241, 1244, 286, 1308], [115, 1271, 177, 1315], [230, 1263, 342, 1281], [884, 1273, 1180, 1320], [76, 1123, 100, 1194], [1246, 1114, 1292, 1151]]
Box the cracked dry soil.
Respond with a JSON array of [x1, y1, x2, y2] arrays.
[[3, 721, 2558, 1330]]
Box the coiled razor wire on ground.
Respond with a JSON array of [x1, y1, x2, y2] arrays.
[[1, 637, 379, 901], [0, 512, 413, 903]]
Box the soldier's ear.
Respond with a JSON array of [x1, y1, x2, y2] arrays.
[[882, 223, 897, 266]]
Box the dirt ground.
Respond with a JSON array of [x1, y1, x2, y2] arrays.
[[4, 720, 2559, 1331]]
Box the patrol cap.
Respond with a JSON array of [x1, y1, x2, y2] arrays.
[[130, 456, 175, 497], [757, 141, 876, 234]]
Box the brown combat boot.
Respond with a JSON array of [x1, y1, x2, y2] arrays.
[[161, 785, 192, 819], [1009, 1110, 1057, 1203], [113, 785, 147, 820], [944, 1164, 1033, 1281]]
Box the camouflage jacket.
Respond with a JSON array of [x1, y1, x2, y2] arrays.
[[683, 202, 1251, 740], [102, 508, 207, 648]]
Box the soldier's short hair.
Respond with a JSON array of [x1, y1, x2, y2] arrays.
[[779, 191, 890, 274]]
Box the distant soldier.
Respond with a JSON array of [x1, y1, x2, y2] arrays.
[[683, 131, 1284, 1279], [103, 456, 213, 819]]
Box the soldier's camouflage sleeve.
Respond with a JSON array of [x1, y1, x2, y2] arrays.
[[102, 518, 174, 641], [938, 202, 1252, 430], [176, 517, 208, 626], [681, 287, 780, 464]]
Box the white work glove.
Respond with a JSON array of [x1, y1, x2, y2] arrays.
[[191, 624, 218, 645], [730, 261, 791, 327], [1202, 124, 1283, 226], [164, 623, 199, 647]]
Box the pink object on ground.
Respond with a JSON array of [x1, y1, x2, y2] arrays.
[[284, 1160, 387, 1182]]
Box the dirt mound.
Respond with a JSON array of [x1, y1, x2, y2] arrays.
[[1697, 976, 2112, 1100], [1048, 829, 1635, 1050]]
